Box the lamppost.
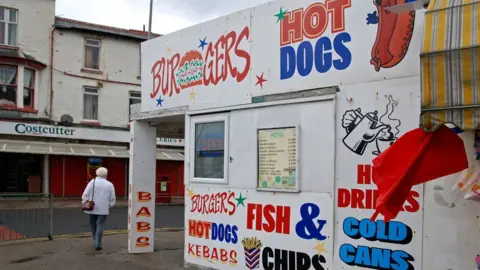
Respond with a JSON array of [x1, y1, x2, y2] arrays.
[[147, 0, 153, 39]]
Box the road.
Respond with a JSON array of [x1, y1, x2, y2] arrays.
[[0, 205, 184, 239]]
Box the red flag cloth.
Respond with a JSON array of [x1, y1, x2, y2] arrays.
[[371, 125, 468, 222]]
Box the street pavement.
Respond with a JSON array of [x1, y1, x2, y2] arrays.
[[0, 205, 184, 240], [0, 231, 186, 270]]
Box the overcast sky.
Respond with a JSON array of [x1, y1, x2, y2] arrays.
[[56, 0, 269, 35]]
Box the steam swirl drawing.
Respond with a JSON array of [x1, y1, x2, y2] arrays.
[[341, 95, 402, 156]]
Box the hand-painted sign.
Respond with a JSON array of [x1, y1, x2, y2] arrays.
[[185, 186, 333, 269], [333, 79, 423, 269], [141, 0, 424, 112]]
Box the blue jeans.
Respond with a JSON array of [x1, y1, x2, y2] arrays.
[[89, 214, 107, 249]]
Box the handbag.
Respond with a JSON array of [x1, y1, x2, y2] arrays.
[[81, 179, 96, 211]]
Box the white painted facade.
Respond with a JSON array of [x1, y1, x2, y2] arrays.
[[0, 0, 54, 117], [52, 21, 142, 128]]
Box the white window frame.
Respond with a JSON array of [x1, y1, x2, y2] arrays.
[[84, 38, 101, 70], [189, 113, 230, 185], [0, 7, 18, 46], [82, 87, 99, 121], [129, 91, 141, 104]]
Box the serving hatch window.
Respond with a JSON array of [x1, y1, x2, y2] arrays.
[[190, 114, 229, 184]]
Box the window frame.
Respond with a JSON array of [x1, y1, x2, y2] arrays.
[[189, 113, 230, 185], [82, 86, 99, 121], [129, 91, 141, 115], [23, 68, 35, 108], [0, 7, 18, 46], [84, 38, 101, 70], [0, 64, 18, 107]]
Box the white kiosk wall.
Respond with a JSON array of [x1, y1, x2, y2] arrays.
[[184, 97, 336, 269], [128, 121, 157, 253]]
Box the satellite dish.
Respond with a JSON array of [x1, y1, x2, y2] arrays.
[[60, 114, 74, 126]]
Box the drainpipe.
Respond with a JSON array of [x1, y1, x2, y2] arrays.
[[49, 27, 56, 119]]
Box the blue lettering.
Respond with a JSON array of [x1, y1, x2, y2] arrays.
[[339, 243, 356, 264], [279, 32, 352, 80], [297, 41, 313, 76], [218, 224, 225, 241], [339, 245, 415, 269], [371, 247, 391, 268], [314, 37, 332, 73], [388, 221, 408, 243], [231, 225, 238, 244], [280, 46, 296, 80], [359, 219, 376, 240], [211, 223, 218, 241], [210, 222, 238, 244], [333, 32, 352, 70], [343, 217, 360, 239]]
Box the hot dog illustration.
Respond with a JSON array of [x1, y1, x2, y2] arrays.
[[370, 0, 415, 72]]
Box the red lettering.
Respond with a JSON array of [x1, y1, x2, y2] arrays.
[[220, 249, 228, 263], [365, 189, 373, 209], [203, 222, 212, 239], [136, 206, 152, 218], [404, 190, 420, 212], [281, 9, 303, 46], [234, 26, 250, 82], [136, 222, 151, 232], [188, 243, 194, 255], [137, 192, 152, 202], [247, 203, 291, 234], [303, 3, 328, 39], [230, 250, 238, 264], [203, 246, 211, 258], [326, 0, 351, 33], [204, 27, 250, 86], [195, 244, 201, 257], [246, 203, 256, 230], [150, 54, 180, 98], [196, 220, 204, 238], [337, 188, 350, 207], [190, 192, 236, 215], [135, 236, 150, 247], [188, 219, 196, 237], [263, 204, 275, 233], [280, 1, 351, 46], [211, 247, 219, 261], [357, 164, 372, 185], [351, 189, 365, 209]]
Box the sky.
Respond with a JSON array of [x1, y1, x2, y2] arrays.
[[56, 0, 270, 35]]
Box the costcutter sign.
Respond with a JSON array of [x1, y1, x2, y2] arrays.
[[0, 121, 184, 146], [185, 186, 334, 269], [141, 0, 424, 112]]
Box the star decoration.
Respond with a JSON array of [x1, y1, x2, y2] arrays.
[[366, 11, 379, 25], [255, 73, 267, 89], [274, 7, 288, 23], [313, 241, 327, 255], [187, 188, 195, 198], [198, 37, 208, 51], [234, 193, 247, 207], [188, 89, 197, 101], [156, 96, 164, 107], [166, 46, 172, 54]]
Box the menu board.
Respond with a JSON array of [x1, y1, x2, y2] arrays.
[[257, 127, 297, 190]]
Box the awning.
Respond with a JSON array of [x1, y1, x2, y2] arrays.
[[0, 140, 184, 161], [420, 0, 480, 131]]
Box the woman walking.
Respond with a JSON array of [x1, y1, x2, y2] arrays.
[[81, 167, 116, 250]]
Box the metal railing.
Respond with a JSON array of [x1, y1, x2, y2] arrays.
[[0, 194, 53, 242]]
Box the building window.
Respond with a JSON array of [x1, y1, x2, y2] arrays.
[[190, 114, 229, 184], [129, 92, 141, 106], [84, 38, 101, 70], [0, 8, 18, 46], [0, 65, 17, 106], [23, 68, 34, 108], [83, 87, 99, 120]]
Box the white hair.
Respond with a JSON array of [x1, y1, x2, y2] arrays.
[[96, 167, 108, 178]]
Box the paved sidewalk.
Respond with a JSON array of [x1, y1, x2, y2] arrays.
[[0, 231, 186, 270]]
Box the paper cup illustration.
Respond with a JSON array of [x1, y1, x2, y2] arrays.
[[242, 237, 262, 269]]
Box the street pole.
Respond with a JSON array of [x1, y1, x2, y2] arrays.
[[147, 0, 153, 39]]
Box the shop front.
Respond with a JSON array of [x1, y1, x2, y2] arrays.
[[0, 120, 184, 198]]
